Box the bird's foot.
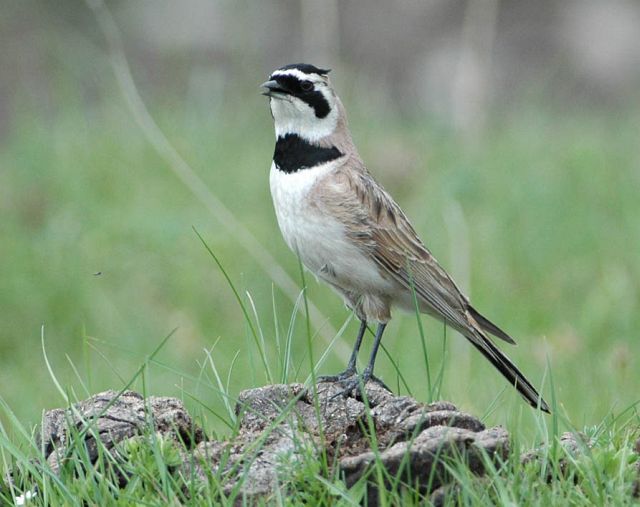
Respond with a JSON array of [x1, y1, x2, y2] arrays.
[[329, 375, 366, 400], [327, 370, 391, 400], [317, 368, 357, 384], [370, 374, 392, 392]]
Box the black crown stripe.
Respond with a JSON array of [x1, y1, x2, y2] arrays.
[[277, 63, 331, 76]]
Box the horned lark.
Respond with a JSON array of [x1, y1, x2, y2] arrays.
[[261, 63, 549, 412]]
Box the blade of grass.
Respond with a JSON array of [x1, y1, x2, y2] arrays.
[[406, 265, 433, 400], [203, 346, 237, 424], [245, 291, 273, 383], [194, 227, 271, 380], [283, 290, 305, 382]]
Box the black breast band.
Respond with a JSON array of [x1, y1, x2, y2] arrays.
[[273, 134, 343, 174]]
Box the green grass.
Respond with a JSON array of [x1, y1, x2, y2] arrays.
[[0, 318, 638, 505], [2, 93, 639, 426], [2, 31, 640, 502]]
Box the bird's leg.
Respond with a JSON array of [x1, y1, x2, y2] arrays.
[[345, 319, 367, 373], [361, 322, 387, 385], [318, 319, 367, 382], [330, 323, 391, 397]]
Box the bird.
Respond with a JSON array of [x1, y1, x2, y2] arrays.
[[261, 63, 549, 413]]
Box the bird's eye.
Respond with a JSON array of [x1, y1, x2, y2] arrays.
[[301, 81, 313, 92]]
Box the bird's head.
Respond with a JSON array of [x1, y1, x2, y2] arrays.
[[261, 63, 341, 142]]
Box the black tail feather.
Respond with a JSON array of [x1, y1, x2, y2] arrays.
[[468, 306, 516, 345], [467, 329, 550, 413]]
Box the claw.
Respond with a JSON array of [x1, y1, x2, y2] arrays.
[[370, 374, 392, 392], [328, 371, 372, 400], [317, 368, 357, 384], [324, 371, 393, 401]]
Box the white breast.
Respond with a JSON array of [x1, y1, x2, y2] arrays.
[[269, 159, 338, 266], [269, 161, 393, 294]]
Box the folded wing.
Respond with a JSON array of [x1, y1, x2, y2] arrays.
[[316, 166, 549, 412]]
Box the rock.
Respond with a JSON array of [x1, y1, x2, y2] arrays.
[[18, 386, 640, 503], [33, 382, 507, 503], [340, 425, 509, 504], [521, 431, 590, 481], [38, 390, 203, 475], [186, 380, 508, 503]]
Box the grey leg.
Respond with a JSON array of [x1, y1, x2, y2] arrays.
[[362, 322, 387, 379], [345, 319, 368, 372], [330, 323, 391, 397], [318, 319, 367, 382]]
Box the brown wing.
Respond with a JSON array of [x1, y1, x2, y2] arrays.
[[317, 165, 473, 333], [317, 166, 549, 412], [315, 166, 549, 412]]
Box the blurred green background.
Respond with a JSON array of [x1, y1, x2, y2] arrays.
[[1, 0, 639, 435]]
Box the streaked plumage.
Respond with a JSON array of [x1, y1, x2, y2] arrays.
[[262, 63, 549, 413]]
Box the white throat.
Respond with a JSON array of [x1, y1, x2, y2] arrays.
[[270, 97, 339, 142]]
